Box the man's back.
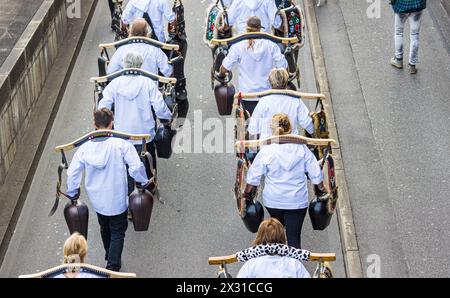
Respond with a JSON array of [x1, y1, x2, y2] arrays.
[[228, 0, 281, 34], [222, 39, 287, 93], [107, 43, 172, 76], [67, 138, 139, 216]]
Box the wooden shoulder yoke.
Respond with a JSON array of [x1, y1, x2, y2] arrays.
[[234, 89, 326, 101], [55, 130, 150, 152], [99, 36, 179, 51], [235, 135, 336, 148], [210, 32, 299, 47], [208, 253, 337, 265], [19, 263, 137, 278], [90, 68, 177, 84]]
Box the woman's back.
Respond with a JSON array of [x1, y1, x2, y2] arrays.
[[237, 255, 310, 278]]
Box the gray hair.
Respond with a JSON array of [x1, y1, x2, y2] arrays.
[[123, 52, 144, 69]]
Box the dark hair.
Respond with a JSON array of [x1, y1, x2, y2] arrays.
[[94, 108, 113, 129]]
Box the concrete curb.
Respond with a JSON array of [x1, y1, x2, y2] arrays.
[[303, 0, 363, 278], [0, 0, 99, 266]]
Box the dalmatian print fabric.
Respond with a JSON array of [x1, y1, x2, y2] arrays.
[[236, 243, 311, 262]]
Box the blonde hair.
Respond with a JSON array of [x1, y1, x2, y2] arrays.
[[269, 68, 289, 89], [270, 113, 292, 136], [253, 218, 287, 246], [63, 233, 87, 264]]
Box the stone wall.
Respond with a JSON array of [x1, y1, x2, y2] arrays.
[[0, 0, 67, 184]]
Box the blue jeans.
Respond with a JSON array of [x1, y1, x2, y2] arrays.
[[395, 11, 423, 65], [97, 211, 128, 271]]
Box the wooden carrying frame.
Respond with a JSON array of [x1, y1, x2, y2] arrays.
[[234, 89, 326, 101], [99, 36, 180, 52], [235, 135, 336, 149], [210, 32, 299, 47], [55, 130, 151, 152], [208, 253, 336, 265], [19, 263, 136, 278], [90, 68, 177, 85]]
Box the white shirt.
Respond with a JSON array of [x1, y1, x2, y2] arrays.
[[237, 255, 311, 278], [222, 39, 287, 95], [98, 75, 172, 144], [247, 143, 323, 210], [66, 138, 149, 216], [227, 0, 282, 35], [107, 43, 173, 77], [122, 0, 176, 42], [248, 94, 314, 139]]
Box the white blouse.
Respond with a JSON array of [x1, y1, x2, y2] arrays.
[[247, 143, 323, 210], [237, 255, 311, 278], [248, 93, 314, 139]]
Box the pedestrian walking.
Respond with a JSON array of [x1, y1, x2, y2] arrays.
[[243, 113, 327, 248], [107, 18, 173, 77], [66, 108, 151, 271], [248, 68, 314, 140], [226, 0, 282, 35], [121, 0, 176, 42], [390, 0, 427, 74], [237, 218, 311, 278], [219, 17, 287, 114], [98, 52, 172, 195]]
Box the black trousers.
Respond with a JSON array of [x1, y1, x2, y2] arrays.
[[265, 207, 308, 249], [241, 100, 259, 116], [97, 211, 128, 271], [127, 142, 157, 195]]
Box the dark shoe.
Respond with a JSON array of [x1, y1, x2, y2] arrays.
[[390, 57, 403, 69], [408, 64, 418, 74]]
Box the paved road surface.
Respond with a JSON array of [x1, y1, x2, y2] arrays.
[[316, 0, 450, 277], [0, 0, 344, 278]]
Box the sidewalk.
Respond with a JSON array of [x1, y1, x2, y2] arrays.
[[0, 0, 45, 65]]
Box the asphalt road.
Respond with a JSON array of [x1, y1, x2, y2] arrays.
[[316, 0, 450, 277], [0, 0, 344, 278]]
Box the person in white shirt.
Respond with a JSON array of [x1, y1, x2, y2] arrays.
[[66, 108, 150, 271], [237, 218, 310, 278], [98, 52, 172, 194], [244, 113, 327, 249], [219, 16, 288, 114], [121, 0, 176, 42], [248, 68, 314, 140], [226, 0, 282, 35], [107, 18, 173, 77]]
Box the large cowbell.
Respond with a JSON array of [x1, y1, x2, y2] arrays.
[[155, 124, 176, 159], [241, 199, 264, 233], [129, 189, 154, 231], [308, 196, 333, 230], [64, 200, 89, 239], [214, 81, 235, 116]]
